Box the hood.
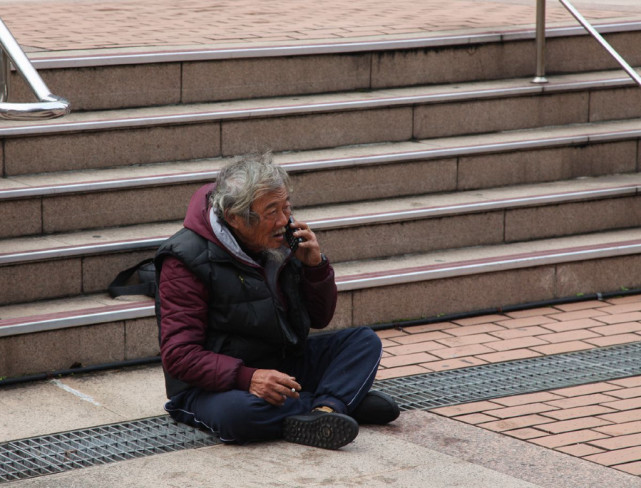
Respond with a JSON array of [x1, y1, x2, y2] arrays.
[[183, 183, 288, 268], [183, 183, 217, 241]]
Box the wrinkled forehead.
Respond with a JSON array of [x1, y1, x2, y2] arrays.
[[252, 186, 290, 211]]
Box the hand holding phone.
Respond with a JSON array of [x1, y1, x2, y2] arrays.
[[285, 216, 304, 252]]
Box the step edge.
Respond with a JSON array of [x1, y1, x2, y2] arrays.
[[1, 184, 639, 264], [2, 239, 640, 337], [28, 21, 641, 69], [1, 71, 637, 137], [336, 238, 641, 291], [4, 126, 641, 199]]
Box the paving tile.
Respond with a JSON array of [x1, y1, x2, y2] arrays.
[[483, 403, 559, 419], [610, 377, 641, 388], [374, 364, 429, 380], [452, 413, 497, 424], [604, 386, 641, 400], [419, 356, 487, 372], [539, 318, 608, 332], [529, 428, 610, 448], [479, 414, 552, 432], [546, 393, 620, 409], [379, 352, 440, 368], [494, 316, 559, 329], [475, 348, 542, 364], [535, 329, 602, 344], [483, 336, 549, 352], [488, 326, 555, 340], [595, 420, 641, 436], [607, 296, 641, 306], [430, 401, 504, 417], [584, 334, 641, 347], [375, 328, 407, 340], [442, 323, 506, 337], [585, 446, 641, 467], [504, 307, 559, 318], [399, 322, 459, 334], [590, 432, 641, 450], [550, 382, 621, 397], [383, 341, 444, 356], [616, 461, 641, 476], [557, 443, 606, 457], [380, 338, 401, 348], [554, 300, 608, 312], [540, 405, 616, 421], [601, 397, 641, 412], [589, 322, 641, 335], [544, 309, 610, 322], [594, 312, 641, 325], [390, 330, 456, 345], [597, 409, 641, 424], [450, 314, 507, 326], [536, 416, 613, 434], [597, 303, 641, 315], [433, 333, 498, 348], [530, 340, 595, 355], [491, 392, 563, 407], [428, 343, 496, 360], [503, 427, 548, 440]]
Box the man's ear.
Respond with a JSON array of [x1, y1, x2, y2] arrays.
[[224, 211, 241, 230]]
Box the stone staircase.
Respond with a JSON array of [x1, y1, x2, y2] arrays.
[[2, 25, 641, 379]]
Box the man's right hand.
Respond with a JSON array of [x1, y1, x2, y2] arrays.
[[249, 369, 302, 406]]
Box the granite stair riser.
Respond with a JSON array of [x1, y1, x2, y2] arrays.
[[2, 27, 641, 378], [11, 30, 641, 111], [3, 251, 641, 378], [1, 137, 639, 239], [2, 194, 641, 306], [3, 85, 641, 176]]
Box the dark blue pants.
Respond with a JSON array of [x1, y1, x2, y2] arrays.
[[164, 326, 382, 443]]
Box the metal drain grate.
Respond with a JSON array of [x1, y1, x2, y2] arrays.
[[4, 342, 641, 483], [375, 341, 641, 411], [0, 416, 219, 483]]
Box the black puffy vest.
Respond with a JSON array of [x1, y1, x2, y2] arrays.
[[155, 228, 312, 396]]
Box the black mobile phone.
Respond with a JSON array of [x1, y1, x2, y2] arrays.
[[285, 216, 304, 252]]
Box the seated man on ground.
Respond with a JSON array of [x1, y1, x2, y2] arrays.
[[154, 154, 399, 450]]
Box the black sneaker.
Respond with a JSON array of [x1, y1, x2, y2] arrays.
[[283, 411, 359, 450], [351, 391, 400, 425]]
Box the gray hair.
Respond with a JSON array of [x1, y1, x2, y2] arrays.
[[210, 153, 292, 226]]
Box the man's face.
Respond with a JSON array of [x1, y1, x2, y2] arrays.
[[228, 186, 292, 253]]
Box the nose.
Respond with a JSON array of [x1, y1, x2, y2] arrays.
[[275, 209, 289, 228]]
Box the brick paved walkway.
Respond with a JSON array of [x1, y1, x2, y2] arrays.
[[376, 293, 641, 477], [1, 0, 641, 53]]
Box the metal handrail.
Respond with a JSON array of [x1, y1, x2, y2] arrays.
[[0, 18, 69, 120], [534, 0, 641, 87]]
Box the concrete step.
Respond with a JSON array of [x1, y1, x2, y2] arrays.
[[1, 69, 640, 176], [16, 24, 641, 111], [3, 228, 641, 378], [2, 118, 640, 239], [2, 173, 641, 307]]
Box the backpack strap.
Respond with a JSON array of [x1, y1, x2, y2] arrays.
[[108, 258, 156, 298]]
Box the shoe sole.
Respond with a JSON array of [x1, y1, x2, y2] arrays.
[[283, 413, 359, 450]]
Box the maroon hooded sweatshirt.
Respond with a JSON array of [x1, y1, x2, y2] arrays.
[[157, 184, 337, 396]]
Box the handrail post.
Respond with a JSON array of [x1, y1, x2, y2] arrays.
[[532, 0, 548, 84], [559, 0, 641, 88], [0, 49, 9, 102]]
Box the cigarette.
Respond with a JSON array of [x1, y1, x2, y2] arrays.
[[291, 388, 297, 393]]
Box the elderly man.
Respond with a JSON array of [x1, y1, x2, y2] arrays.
[[155, 154, 398, 450]]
